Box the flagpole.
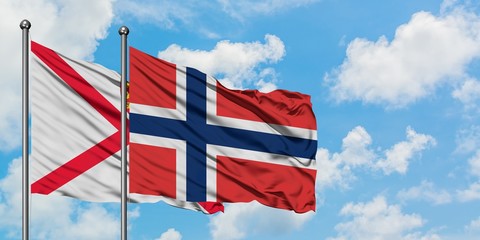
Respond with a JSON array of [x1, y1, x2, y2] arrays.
[[119, 25, 129, 240], [20, 19, 31, 240]]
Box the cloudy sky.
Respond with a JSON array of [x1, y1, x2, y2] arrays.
[[1, 0, 480, 239]]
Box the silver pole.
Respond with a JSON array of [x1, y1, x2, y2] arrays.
[[119, 25, 129, 240], [20, 19, 31, 240]]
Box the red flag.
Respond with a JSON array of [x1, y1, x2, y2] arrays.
[[129, 47, 317, 213]]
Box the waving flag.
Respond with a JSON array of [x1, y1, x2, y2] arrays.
[[30, 41, 222, 214], [129, 47, 317, 213]]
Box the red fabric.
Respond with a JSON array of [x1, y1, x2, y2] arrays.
[[216, 156, 316, 213], [130, 143, 177, 198], [217, 82, 317, 130], [129, 47, 177, 109]]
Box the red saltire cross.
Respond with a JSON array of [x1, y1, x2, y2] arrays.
[[31, 41, 122, 194]]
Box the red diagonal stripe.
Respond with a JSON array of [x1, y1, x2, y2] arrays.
[[31, 132, 121, 194], [31, 41, 120, 130]]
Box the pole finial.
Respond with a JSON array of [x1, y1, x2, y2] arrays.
[[20, 19, 31, 30], [119, 26, 129, 36]]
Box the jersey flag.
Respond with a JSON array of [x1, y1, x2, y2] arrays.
[[129, 47, 318, 213], [30, 41, 222, 214]]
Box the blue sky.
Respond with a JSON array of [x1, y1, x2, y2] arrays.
[[1, 0, 480, 239]]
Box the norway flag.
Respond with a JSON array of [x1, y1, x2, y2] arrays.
[[129, 47, 317, 213]]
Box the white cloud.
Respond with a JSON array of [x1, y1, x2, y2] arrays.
[[468, 150, 480, 177], [0, 158, 119, 239], [317, 126, 435, 190], [397, 180, 452, 205], [440, 0, 460, 13], [115, 0, 193, 29], [0, 158, 23, 233], [339, 126, 376, 167], [328, 196, 429, 240], [455, 125, 480, 154], [155, 228, 182, 240], [326, 8, 480, 108], [117, 0, 320, 26], [128, 206, 140, 219], [315, 126, 375, 190], [0, 0, 115, 151], [158, 34, 285, 91], [465, 217, 480, 233], [37, 203, 119, 240], [209, 202, 314, 240], [116, 1, 318, 38], [218, 0, 319, 21], [457, 182, 480, 202], [456, 149, 480, 202], [452, 78, 480, 111], [375, 127, 436, 175], [435, 216, 480, 240], [315, 148, 354, 191], [126, 206, 141, 232], [403, 232, 442, 240]]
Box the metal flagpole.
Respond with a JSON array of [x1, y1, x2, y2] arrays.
[[20, 19, 31, 240], [119, 25, 129, 240]]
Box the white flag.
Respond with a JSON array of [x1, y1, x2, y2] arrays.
[[30, 41, 223, 214]]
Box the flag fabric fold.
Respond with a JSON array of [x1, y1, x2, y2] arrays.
[[30, 41, 222, 214], [129, 47, 317, 213]]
